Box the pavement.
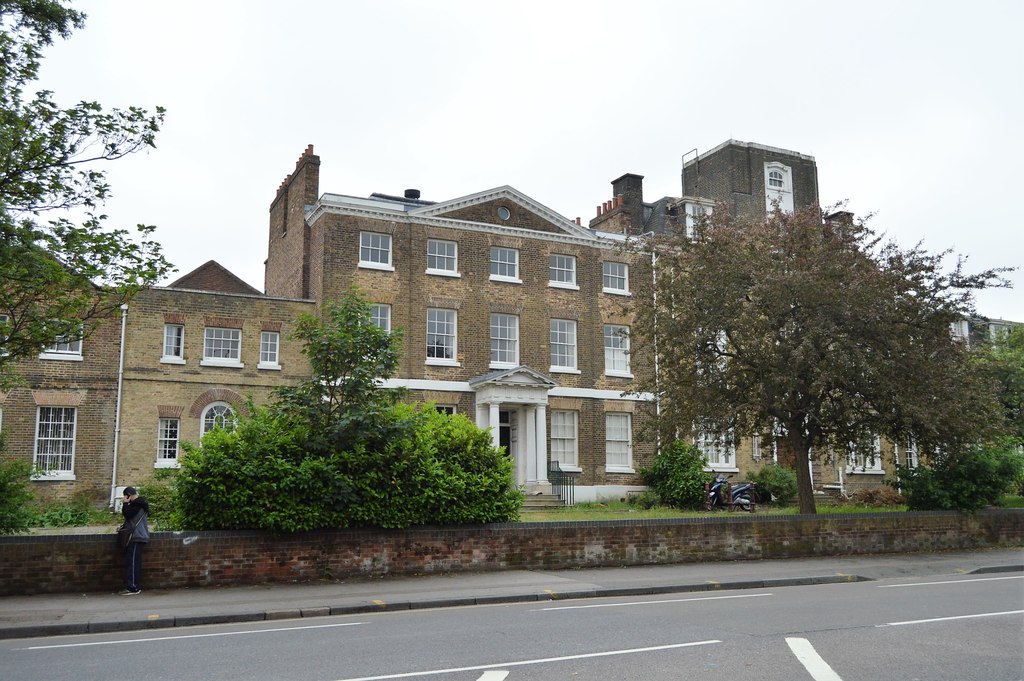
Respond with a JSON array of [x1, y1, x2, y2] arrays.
[[0, 547, 1021, 640]]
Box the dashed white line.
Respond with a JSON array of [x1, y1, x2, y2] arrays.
[[877, 610, 1024, 627], [786, 637, 845, 681], [476, 672, 509, 681], [331, 640, 721, 681], [538, 592, 772, 611]]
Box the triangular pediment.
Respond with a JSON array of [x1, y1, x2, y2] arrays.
[[410, 186, 593, 239], [469, 365, 559, 390]]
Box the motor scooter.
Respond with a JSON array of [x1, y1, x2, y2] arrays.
[[704, 474, 757, 512]]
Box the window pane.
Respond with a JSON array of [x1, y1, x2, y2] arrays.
[[551, 410, 578, 466], [550, 319, 577, 368], [370, 304, 391, 332], [204, 328, 241, 360], [201, 403, 236, 435], [163, 324, 183, 357], [427, 309, 456, 360], [157, 418, 179, 461], [427, 240, 457, 272], [604, 324, 630, 374], [490, 314, 518, 364], [603, 262, 628, 291], [605, 413, 630, 467], [548, 254, 576, 284], [490, 247, 518, 278], [260, 331, 279, 364], [360, 232, 392, 265], [34, 407, 75, 473]]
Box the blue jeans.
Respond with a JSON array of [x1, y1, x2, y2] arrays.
[[124, 542, 145, 591]]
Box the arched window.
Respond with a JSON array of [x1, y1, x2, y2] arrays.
[[768, 169, 784, 188], [200, 402, 236, 436]]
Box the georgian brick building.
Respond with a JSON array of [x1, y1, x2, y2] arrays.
[[3, 138, 930, 506]]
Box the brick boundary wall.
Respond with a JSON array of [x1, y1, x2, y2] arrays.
[[1, 510, 1022, 596]]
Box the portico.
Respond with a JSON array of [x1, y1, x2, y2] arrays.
[[470, 367, 558, 495]]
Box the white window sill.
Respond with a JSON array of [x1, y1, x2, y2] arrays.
[[489, 275, 522, 284], [425, 358, 461, 367], [605, 465, 636, 474], [31, 472, 76, 481], [553, 464, 583, 473], [257, 362, 282, 371], [602, 288, 631, 296], [38, 353, 83, 362], [548, 282, 580, 291], [200, 358, 245, 368], [359, 261, 395, 272], [704, 466, 739, 473], [605, 371, 634, 379], [155, 460, 181, 469], [846, 468, 885, 475], [550, 366, 581, 375], [426, 269, 461, 278], [160, 356, 186, 365]]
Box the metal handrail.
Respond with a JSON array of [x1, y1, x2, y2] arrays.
[[549, 460, 576, 506]]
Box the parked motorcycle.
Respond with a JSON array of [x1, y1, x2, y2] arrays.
[[704, 474, 757, 512]]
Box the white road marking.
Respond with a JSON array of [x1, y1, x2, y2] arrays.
[[538, 592, 772, 611], [331, 640, 721, 681], [786, 637, 845, 681], [476, 672, 508, 681], [877, 575, 1024, 588], [878, 610, 1024, 627], [18, 621, 364, 650]]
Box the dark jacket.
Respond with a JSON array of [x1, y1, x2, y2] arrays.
[[121, 496, 150, 544]]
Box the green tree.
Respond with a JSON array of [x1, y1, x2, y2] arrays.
[[630, 204, 1009, 513], [0, 1, 171, 386], [978, 324, 1024, 440]]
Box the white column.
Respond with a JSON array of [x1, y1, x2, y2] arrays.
[[535, 404, 548, 483], [525, 406, 537, 483], [489, 402, 500, 452]]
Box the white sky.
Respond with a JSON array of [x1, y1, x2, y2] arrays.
[[37, 0, 1023, 321]]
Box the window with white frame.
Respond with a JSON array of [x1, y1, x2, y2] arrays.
[[902, 438, 920, 468], [156, 418, 180, 466], [426, 308, 457, 364], [603, 324, 631, 376], [259, 331, 280, 369], [426, 239, 458, 276], [847, 434, 883, 473], [605, 413, 633, 471], [751, 434, 778, 463], [548, 254, 578, 288], [696, 429, 736, 469], [33, 406, 76, 478], [200, 402, 236, 436], [764, 162, 794, 213], [162, 324, 184, 363], [202, 327, 243, 367], [550, 410, 579, 468], [434, 405, 456, 415], [490, 314, 519, 367], [359, 231, 393, 270], [684, 202, 712, 238], [602, 261, 629, 294], [370, 304, 391, 332], [40, 331, 83, 360], [549, 319, 578, 372], [489, 247, 520, 282]]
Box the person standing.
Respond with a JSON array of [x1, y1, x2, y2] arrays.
[[119, 486, 150, 595]]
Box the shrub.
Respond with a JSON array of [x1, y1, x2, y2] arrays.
[[895, 439, 1024, 512], [848, 487, 905, 508], [640, 440, 711, 509], [749, 463, 798, 505], [136, 469, 180, 530], [0, 459, 35, 533], [625, 490, 662, 509]]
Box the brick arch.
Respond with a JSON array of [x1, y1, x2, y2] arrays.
[[189, 388, 249, 418]]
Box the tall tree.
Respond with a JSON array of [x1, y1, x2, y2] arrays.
[[630, 204, 1009, 513], [0, 0, 171, 385], [978, 324, 1024, 441]]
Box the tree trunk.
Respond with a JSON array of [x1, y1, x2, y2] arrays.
[[788, 434, 817, 514]]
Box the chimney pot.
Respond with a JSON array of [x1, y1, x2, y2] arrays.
[[404, 189, 421, 200]]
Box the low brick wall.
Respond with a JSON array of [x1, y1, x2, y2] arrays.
[[2, 510, 1022, 596]]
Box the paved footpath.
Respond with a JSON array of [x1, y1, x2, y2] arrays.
[[1, 547, 1021, 640]]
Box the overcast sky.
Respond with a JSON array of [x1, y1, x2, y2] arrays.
[[37, 0, 1023, 321]]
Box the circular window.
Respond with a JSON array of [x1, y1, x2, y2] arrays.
[[497, 206, 511, 221]]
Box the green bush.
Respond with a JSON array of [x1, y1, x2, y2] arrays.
[[640, 440, 711, 510], [625, 490, 662, 509], [0, 459, 35, 534], [137, 469, 180, 530], [895, 439, 1024, 512], [848, 487, 905, 508], [749, 463, 798, 505]]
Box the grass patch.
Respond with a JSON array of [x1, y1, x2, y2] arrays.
[[998, 495, 1024, 508], [521, 500, 910, 521]]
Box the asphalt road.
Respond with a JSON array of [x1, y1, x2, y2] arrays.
[[3, 573, 1022, 681]]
